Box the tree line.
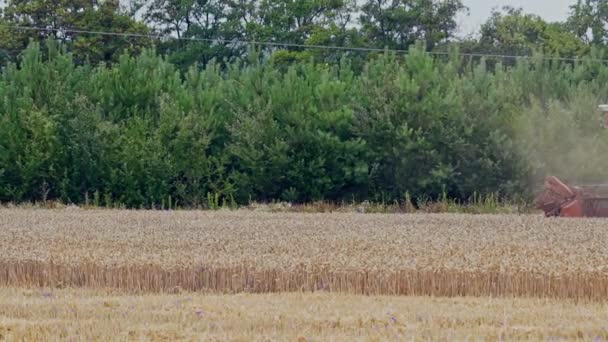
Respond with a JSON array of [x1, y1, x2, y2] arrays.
[[1, 0, 608, 207], [3, 0, 608, 67]]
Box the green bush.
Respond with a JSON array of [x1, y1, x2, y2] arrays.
[[1, 41, 606, 207]]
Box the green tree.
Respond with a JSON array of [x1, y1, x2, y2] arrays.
[[244, 0, 347, 44], [568, 0, 608, 46], [478, 7, 588, 57], [0, 0, 151, 64], [359, 0, 466, 50], [140, 0, 241, 69], [141, 0, 357, 69]]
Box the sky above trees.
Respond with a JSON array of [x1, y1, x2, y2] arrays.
[[458, 0, 576, 36]]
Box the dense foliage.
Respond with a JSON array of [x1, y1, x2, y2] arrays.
[[1, 1, 608, 207], [1, 40, 608, 207]]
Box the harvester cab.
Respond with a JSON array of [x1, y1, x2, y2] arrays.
[[600, 104, 608, 129]]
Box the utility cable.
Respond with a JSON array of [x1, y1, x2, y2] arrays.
[[2, 24, 608, 64]]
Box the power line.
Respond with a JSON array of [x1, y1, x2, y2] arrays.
[[2, 24, 608, 64], [1, 24, 408, 53]]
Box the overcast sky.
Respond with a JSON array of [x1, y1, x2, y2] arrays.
[[457, 0, 577, 37]]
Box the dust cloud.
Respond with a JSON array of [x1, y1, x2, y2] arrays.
[[515, 95, 608, 189]]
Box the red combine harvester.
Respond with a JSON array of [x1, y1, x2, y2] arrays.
[[535, 177, 608, 218]]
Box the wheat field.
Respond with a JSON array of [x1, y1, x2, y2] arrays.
[[1, 208, 608, 300], [1, 288, 607, 341]]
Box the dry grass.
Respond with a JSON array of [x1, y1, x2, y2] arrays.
[[0, 288, 606, 341], [1, 209, 608, 299]]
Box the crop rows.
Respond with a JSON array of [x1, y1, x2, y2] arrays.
[[1, 209, 608, 300]]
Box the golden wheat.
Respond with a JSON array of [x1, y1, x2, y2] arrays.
[[1, 208, 608, 299]]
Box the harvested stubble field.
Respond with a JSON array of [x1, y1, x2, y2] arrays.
[[1, 208, 608, 300], [1, 288, 607, 341]]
